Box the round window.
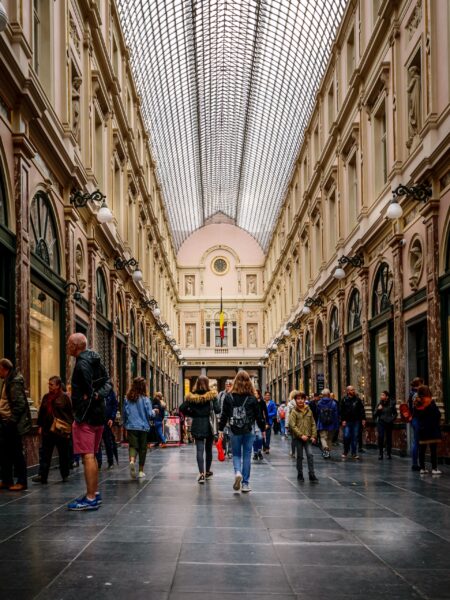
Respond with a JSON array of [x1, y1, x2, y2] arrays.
[[211, 256, 229, 275]]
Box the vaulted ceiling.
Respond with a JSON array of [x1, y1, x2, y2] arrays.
[[117, 0, 348, 251]]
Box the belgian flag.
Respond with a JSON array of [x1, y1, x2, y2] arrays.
[[219, 287, 225, 346]]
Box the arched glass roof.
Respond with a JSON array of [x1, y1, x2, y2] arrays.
[[117, 0, 348, 251]]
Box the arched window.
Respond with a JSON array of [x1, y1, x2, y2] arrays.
[[30, 191, 60, 273], [329, 306, 339, 342], [305, 331, 311, 358], [130, 311, 136, 346], [96, 268, 108, 318], [116, 294, 125, 332], [348, 288, 361, 331], [372, 262, 393, 316]]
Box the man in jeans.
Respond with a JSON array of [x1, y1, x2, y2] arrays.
[[408, 377, 424, 471], [340, 385, 366, 459], [67, 334, 111, 511], [288, 392, 318, 482]]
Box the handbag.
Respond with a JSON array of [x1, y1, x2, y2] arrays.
[[215, 436, 225, 461], [50, 417, 72, 437], [209, 401, 218, 436]]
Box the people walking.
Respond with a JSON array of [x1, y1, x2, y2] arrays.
[[33, 376, 73, 484], [218, 371, 266, 493], [408, 377, 424, 471], [277, 400, 287, 437], [180, 376, 220, 483], [413, 385, 442, 475], [316, 388, 339, 459], [152, 392, 167, 447], [340, 385, 366, 459], [374, 390, 397, 460], [288, 391, 318, 483], [0, 358, 32, 491], [123, 377, 154, 479], [263, 390, 277, 454], [66, 333, 111, 511], [218, 379, 233, 458], [253, 388, 268, 461], [96, 387, 118, 469]]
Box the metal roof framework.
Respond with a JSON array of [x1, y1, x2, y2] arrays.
[[117, 0, 348, 251]]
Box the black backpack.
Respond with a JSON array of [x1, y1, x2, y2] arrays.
[[230, 395, 252, 432], [320, 406, 335, 427]]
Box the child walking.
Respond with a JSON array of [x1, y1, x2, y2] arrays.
[[288, 391, 318, 483], [123, 377, 154, 479]]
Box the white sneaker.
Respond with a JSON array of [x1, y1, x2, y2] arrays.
[[420, 469, 428, 475], [130, 461, 136, 479], [233, 472, 242, 491], [138, 471, 145, 478], [431, 469, 442, 476], [241, 483, 252, 493]]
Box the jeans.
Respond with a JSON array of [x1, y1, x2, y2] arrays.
[[195, 435, 214, 473], [231, 432, 255, 485], [279, 420, 286, 436], [155, 420, 166, 444], [411, 417, 420, 467], [40, 432, 71, 482], [295, 438, 315, 475], [419, 443, 438, 470], [253, 429, 263, 453], [377, 421, 393, 456], [0, 421, 27, 486], [343, 421, 360, 456], [263, 426, 272, 449], [96, 425, 117, 468]]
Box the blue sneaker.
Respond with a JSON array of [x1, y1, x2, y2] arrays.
[[96, 491, 102, 505], [68, 495, 99, 511]]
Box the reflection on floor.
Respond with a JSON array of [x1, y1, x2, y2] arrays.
[[0, 437, 449, 599]]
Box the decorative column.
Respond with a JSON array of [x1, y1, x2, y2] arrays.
[[110, 272, 120, 390], [359, 267, 371, 406], [337, 288, 347, 395], [64, 205, 79, 382], [87, 237, 100, 349], [321, 308, 328, 388], [390, 233, 406, 403]]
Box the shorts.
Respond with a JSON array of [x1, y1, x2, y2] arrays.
[[72, 422, 104, 455]]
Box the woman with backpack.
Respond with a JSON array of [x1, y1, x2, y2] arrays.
[[374, 390, 397, 460], [218, 371, 266, 493], [316, 388, 339, 459], [179, 376, 220, 484], [123, 377, 155, 479]]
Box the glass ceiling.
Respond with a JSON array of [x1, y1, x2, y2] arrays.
[[117, 0, 348, 251]]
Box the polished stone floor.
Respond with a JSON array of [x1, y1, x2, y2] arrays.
[[0, 437, 449, 599]]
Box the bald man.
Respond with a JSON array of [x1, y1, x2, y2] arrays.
[[67, 333, 111, 511]]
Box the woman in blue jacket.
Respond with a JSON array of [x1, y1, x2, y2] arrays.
[[263, 391, 278, 454], [123, 377, 155, 479], [316, 389, 339, 459]]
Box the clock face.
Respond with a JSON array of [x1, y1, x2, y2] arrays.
[[212, 257, 229, 275]]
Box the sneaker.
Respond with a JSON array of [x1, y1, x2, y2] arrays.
[[264, 449, 270, 454], [411, 465, 421, 472], [352, 454, 360, 460], [160, 444, 167, 448], [138, 471, 145, 478], [9, 483, 27, 491], [420, 469, 428, 475], [233, 472, 242, 491], [253, 453, 259, 461], [197, 473, 205, 484], [309, 474, 319, 483], [431, 469, 442, 476], [258, 451, 264, 460], [241, 483, 252, 493], [130, 461, 136, 479], [341, 453, 348, 459], [107, 464, 114, 470], [227, 452, 232, 459], [205, 471, 213, 479], [297, 472, 304, 481], [68, 495, 99, 511], [96, 491, 102, 505], [31, 475, 42, 483]]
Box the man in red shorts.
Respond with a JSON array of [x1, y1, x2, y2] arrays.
[[67, 333, 111, 511]]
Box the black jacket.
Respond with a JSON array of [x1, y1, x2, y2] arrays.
[[37, 391, 74, 432], [179, 390, 220, 439], [104, 389, 118, 422], [339, 394, 366, 422], [0, 369, 32, 435], [219, 393, 266, 435], [413, 399, 441, 443], [71, 350, 112, 425], [374, 399, 397, 424]]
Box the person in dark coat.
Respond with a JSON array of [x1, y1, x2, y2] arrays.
[[374, 390, 397, 460], [96, 388, 118, 469], [413, 385, 442, 475], [340, 385, 366, 459], [0, 358, 32, 491], [179, 376, 220, 484], [408, 377, 424, 471], [152, 392, 167, 447], [34, 376, 73, 483], [316, 388, 339, 459]]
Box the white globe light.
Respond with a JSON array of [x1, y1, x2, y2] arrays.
[[302, 305, 311, 315], [166, 329, 172, 338], [283, 329, 290, 337], [97, 203, 113, 223], [173, 344, 179, 351], [153, 307, 161, 318], [271, 343, 277, 350], [387, 201, 403, 219], [0, 3, 8, 33], [263, 353, 269, 359], [132, 269, 143, 282], [334, 267, 346, 280]]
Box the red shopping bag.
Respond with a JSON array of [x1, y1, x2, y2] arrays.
[[399, 403, 412, 423], [215, 437, 226, 462]]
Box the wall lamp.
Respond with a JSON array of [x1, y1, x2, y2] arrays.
[[70, 189, 113, 223], [386, 183, 432, 219], [160, 323, 173, 338], [114, 257, 143, 282], [64, 281, 82, 302], [334, 254, 364, 280], [302, 297, 323, 315], [286, 319, 301, 332], [140, 297, 158, 310]]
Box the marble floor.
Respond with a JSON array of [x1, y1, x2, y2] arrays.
[[0, 436, 449, 599]]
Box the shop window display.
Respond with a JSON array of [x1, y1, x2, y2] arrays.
[[347, 338, 365, 400]]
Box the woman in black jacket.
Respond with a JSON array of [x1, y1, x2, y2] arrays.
[[374, 390, 397, 460], [413, 385, 442, 475], [179, 376, 220, 484], [218, 371, 266, 493]]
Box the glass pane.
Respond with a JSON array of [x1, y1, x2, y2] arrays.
[[347, 338, 365, 401], [30, 283, 60, 408], [373, 326, 390, 404]]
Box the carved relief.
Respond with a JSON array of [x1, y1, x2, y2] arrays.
[[408, 238, 423, 291], [406, 0, 422, 40], [185, 275, 195, 295], [75, 243, 86, 292], [72, 76, 82, 142], [185, 324, 195, 347], [406, 64, 421, 149], [247, 274, 257, 294], [247, 324, 257, 347], [69, 14, 81, 55]]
